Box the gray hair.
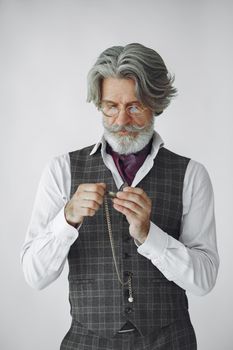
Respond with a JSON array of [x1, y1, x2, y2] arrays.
[[87, 43, 177, 116]]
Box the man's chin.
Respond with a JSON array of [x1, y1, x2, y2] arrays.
[[113, 133, 137, 144]]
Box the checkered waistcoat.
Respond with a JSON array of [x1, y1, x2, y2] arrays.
[[68, 145, 191, 339]]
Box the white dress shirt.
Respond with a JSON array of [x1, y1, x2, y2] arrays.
[[21, 131, 219, 295]]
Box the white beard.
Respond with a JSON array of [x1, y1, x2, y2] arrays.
[[102, 118, 154, 155]]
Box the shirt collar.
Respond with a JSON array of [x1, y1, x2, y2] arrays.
[[89, 131, 164, 157]]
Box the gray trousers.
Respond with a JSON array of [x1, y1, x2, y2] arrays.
[[60, 319, 197, 350]]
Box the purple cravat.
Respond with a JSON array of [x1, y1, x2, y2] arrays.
[[106, 139, 153, 185]]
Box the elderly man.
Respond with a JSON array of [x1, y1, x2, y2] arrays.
[[21, 43, 219, 350]]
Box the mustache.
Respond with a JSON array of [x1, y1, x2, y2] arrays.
[[103, 123, 147, 133]]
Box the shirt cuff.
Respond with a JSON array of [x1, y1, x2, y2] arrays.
[[51, 206, 80, 245], [137, 221, 168, 261]]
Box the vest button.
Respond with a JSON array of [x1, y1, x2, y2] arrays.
[[123, 252, 131, 259], [125, 307, 133, 314]]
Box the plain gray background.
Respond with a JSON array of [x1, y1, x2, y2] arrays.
[[0, 0, 232, 349]]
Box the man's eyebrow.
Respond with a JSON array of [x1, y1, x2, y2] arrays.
[[101, 99, 141, 105]]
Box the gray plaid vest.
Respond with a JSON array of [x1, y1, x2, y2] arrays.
[[68, 145, 191, 339]]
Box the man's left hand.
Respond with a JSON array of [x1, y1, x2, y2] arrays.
[[112, 187, 152, 244]]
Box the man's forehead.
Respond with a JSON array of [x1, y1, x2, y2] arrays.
[[101, 77, 138, 103]]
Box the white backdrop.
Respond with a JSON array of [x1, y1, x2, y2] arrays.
[[0, 0, 232, 349]]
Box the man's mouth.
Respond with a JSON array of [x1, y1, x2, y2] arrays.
[[118, 130, 131, 135]]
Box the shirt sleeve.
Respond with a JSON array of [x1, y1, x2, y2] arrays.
[[20, 154, 79, 290], [137, 160, 220, 296]]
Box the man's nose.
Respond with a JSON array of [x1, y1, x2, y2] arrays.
[[115, 108, 131, 126]]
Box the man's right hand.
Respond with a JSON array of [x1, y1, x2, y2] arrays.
[[64, 183, 106, 227]]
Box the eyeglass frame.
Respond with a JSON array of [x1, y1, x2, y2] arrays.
[[99, 100, 150, 118]]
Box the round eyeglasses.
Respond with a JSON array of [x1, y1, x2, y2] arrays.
[[99, 102, 148, 118]]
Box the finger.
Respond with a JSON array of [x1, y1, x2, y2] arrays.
[[78, 206, 96, 217], [113, 203, 136, 219], [116, 191, 148, 209], [65, 201, 96, 224], [122, 187, 151, 205], [79, 191, 104, 206], [112, 197, 145, 216], [77, 183, 106, 197], [79, 199, 101, 211]]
